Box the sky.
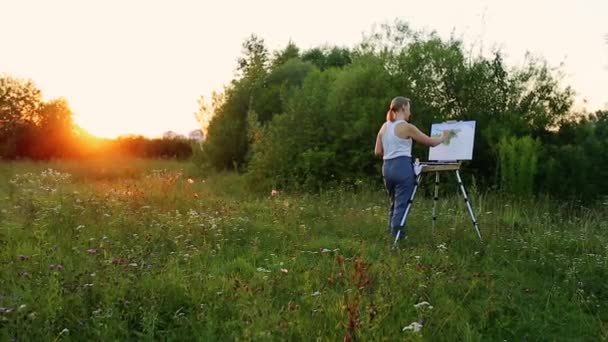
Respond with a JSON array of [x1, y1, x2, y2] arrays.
[[1, 0, 607, 138]]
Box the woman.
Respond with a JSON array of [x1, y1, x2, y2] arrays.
[[374, 96, 448, 241]]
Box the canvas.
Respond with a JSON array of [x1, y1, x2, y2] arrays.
[[428, 121, 476, 161]]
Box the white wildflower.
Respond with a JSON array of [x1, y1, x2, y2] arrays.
[[402, 322, 423, 332], [413, 301, 434, 310]]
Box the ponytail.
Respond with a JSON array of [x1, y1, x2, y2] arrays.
[[386, 109, 397, 122]]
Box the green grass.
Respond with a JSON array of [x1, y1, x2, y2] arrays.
[[1, 158, 607, 341]]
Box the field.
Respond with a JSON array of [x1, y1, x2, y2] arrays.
[[1, 159, 607, 341]]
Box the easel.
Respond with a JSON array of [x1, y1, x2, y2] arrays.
[[394, 161, 482, 245]]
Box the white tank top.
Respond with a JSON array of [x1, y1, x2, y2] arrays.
[[382, 120, 412, 160]]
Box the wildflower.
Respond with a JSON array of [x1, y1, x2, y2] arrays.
[[436, 243, 447, 251], [413, 301, 433, 310], [311, 291, 321, 297], [187, 178, 194, 184], [271, 189, 279, 196], [402, 322, 423, 332], [256, 267, 271, 273], [280, 268, 289, 274], [87, 249, 97, 255]]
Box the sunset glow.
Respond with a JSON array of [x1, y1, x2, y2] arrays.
[[2, 0, 607, 138]]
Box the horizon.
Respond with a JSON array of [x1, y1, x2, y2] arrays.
[[2, 0, 607, 138]]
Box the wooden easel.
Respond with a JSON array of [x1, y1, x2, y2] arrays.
[[394, 161, 482, 245]]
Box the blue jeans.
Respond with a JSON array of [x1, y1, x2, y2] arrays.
[[383, 156, 415, 239]]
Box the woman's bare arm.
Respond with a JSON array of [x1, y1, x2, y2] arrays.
[[397, 123, 446, 147], [374, 123, 385, 157]]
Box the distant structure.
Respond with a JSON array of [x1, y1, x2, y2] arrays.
[[188, 129, 205, 142], [162, 131, 186, 140]]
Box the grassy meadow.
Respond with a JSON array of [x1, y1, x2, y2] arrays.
[[0, 158, 607, 341]]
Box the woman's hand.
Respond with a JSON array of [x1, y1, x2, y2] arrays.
[[441, 130, 450, 141]]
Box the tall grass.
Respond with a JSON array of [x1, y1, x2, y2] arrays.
[[0, 159, 607, 340]]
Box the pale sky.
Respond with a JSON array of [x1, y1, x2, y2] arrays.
[[1, 0, 607, 138]]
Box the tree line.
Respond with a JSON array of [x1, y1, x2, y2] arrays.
[[0, 75, 196, 160], [199, 21, 608, 200]]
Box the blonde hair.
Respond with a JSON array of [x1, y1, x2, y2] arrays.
[[386, 96, 411, 122]]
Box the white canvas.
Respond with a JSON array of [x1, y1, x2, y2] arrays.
[[428, 121, 476, 161]]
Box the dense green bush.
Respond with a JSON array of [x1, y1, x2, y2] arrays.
[[498, 136, 540, 195], [209, 22, 577, 195]]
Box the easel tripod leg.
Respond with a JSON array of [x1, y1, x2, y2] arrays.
[[394, 174, 422, 246], [455, 170, 482, 240], [432, 172, 439, 230]]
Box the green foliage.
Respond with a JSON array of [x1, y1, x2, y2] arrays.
[[201, 20, 596, 199], [251, 58, 316, 124], [246, 69, 338, 190], [203, 36, 270, 171], [203, 82, 251, 170], [301, 47, 352, 70], [498, 136, 540, 195], [108, 136, 193, 159], [539, 110, 608, 199], [238, 24, 572, 192]]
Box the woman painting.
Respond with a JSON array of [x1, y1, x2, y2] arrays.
[[374, 97, 448, 241]]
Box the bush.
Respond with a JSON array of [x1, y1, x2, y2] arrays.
[[498, 136, 540, 196]]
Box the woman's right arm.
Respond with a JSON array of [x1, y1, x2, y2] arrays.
[[374, 123, 386, 157], [406, 124, 447, 147]]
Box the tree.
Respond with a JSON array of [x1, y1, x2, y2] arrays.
[[203, 35, 270, 170], [203, 82, 251, 170], [237, 34, 269, 83], [301, 47, 352, 70], [244, 22, 575, 191], [194, 91, 224, 135], [15, 97, 79, 159], [0, 75, 42, 130], [0, 75, 43, 157], [251, 58, 316, 123], [271, 41, 300, 68]]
